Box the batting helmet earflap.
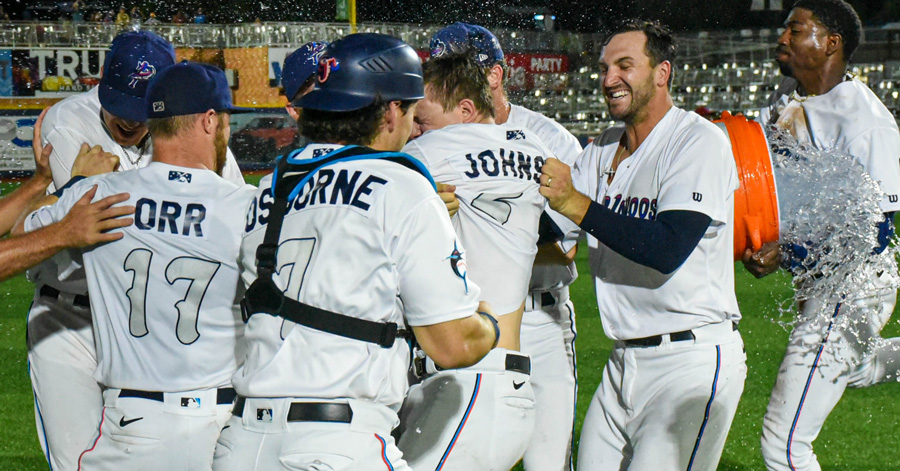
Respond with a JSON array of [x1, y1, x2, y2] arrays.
[[294, 33, 425, 112]]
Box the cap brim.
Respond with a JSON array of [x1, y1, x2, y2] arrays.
[[292, 88, 373, 112], [98, 83, 148, 122], [221, 105, 255, 114]]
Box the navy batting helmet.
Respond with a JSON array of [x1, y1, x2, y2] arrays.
[[294, 33, 425, 112]]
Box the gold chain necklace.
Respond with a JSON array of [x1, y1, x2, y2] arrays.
[[605, 144, 629, 180]]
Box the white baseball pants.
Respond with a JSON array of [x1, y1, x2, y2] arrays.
[[578, 321, 746, 471], [520, 287, 577, 471], [398, 348, 536, 471]]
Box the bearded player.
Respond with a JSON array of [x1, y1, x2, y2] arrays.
[[24, 61, 255, 470]]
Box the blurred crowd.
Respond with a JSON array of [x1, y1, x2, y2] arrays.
[[7, 3, 213, 25]]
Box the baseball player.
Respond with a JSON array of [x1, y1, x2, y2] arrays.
[[742, 2, 900, 470], [24, 61, 255, 471], [540, 20, 746, 471], [1, 110, 130, 281], [397, 52, 544, 471], [214, 33, 499, 471], [429, 22, 582, 471], [27, 30, 245, 471]]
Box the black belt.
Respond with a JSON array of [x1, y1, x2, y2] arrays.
[[505, 353, 532, 375], [622, 322, 738, 348], [232, 397, 353, 423], [39, 285, 90, 308], [118, 388, 236, 405], [540, 291, 556, 307]]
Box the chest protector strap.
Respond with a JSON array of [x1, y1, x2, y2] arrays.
[[240, 145, 435, 348]]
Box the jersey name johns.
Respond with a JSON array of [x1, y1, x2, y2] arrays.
[[403, 123, 549, 314]]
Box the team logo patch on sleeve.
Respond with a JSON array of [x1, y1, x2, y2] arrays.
[[506, 130, 525, 140], [446, 242, 469, 293], [168, 171, 192, 183]]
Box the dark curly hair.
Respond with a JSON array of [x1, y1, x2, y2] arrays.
[[603, 19, 678, 87], [792, 0, 862, 62]]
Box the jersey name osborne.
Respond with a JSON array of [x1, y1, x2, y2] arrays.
[[134, 198, 207, 237], [245, 168, 387, 232], [462, 149, 545, 184]]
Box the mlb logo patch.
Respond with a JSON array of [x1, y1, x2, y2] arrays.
[[168, 171, 192, 183], [180, 397, 201, 408], [256, 408, 273, 422], [506, 130, 525, 140], [153, 101, 165, 112], [312, 147, 335, 158]]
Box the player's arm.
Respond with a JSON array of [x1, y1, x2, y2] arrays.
[[540, 155, 712, 274], [0, 108, 54, 235], [413, 301, 499, 369], [393, 193, 496, 369], [0, 186, 134, 281], [12, 144, 121, 236]]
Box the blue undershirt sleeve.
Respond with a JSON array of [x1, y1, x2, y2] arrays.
[[577, 201, 712, 274]]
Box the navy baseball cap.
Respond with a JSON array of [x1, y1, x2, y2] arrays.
[[430, 22, 504, 67], [146, 61, 252, 119], [282, 41, 329, 100], [294, 33, 424, 112], [99, 30, 176, 123]]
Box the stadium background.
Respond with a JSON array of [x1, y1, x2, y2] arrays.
[[2, 1, 900, 469]]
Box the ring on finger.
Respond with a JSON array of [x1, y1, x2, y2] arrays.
[[545, 177, 552, 187]]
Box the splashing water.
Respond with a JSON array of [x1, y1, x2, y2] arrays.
[[767, 127, 900, 371]]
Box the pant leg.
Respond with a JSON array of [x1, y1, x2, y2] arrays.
[[577, 349, 629, 471], [761, 298, 852, 471], [27, 294, 102, 471], [627, 329, 746, 471], [215, 399, 411, 471], [520, 303, 577, 471], [398, 350, 536, 471], [78, 391, 224, 471]]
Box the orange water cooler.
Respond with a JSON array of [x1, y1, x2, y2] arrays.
[[713, 111, 780, 260]]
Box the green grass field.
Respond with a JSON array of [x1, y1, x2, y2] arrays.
[[1, 179, 899, 470]]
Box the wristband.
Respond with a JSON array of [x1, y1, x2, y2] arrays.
[[51, 175, 87, 198], [478, 311, 500, 348]]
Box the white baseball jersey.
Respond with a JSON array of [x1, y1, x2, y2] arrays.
[[759, 76, 900, 212], [403, 123, 547, 314], [234, 144, 481, 411], [507, 104, 582, 292], [563, 107, 741, 340], [30, 86, 245, 294], [25, 162, 255, 391]]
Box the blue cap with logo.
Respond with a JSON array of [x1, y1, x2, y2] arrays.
[[99, 30, 176, 123], [282, 41, 329, 101], [430, 22, 504, 67], [146, 61, 252, 119]]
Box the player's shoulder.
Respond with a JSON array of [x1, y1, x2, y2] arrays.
[[665, 106, 730, 146], [508, 104, 576, 140], [831, 78, 897, 128], [43, 87, 101, 135]]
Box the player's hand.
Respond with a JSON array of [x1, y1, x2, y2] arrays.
[[436, 182, 459, 218], [32, 108, 53, 183], [71, 144, 119, 178], [741, 241, 781, 278], [539, 158, 591, 224], [60, 185, 134, 247]]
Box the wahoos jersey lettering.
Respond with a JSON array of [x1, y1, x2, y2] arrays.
[[462, 149, 545, 184], [245, 168, 388, 232], [134, 198, 206, 237], [603, 194, 658, 220]]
